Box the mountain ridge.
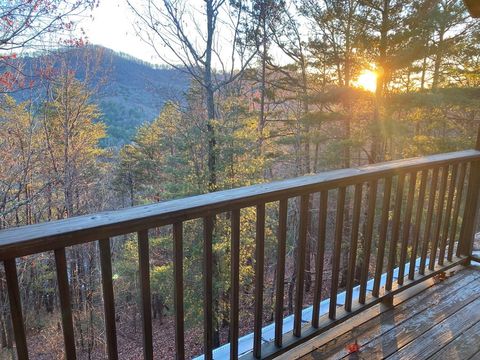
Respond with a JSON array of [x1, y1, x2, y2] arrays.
[[16, 45, 191, 146]]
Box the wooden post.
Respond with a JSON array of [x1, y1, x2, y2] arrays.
[[477, 125, 480, 150], [458, 126, 480, 259]]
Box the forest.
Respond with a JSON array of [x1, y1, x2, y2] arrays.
[[0, 0, 479, 359]]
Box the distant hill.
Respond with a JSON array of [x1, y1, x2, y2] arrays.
[[16, 45, 190, 147]]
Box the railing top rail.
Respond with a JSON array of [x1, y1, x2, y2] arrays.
[[1, 149, 479, 260]]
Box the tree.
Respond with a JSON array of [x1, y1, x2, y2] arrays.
[[42, 69, 105, 217], [127, 0, 257, 191], [299, 0, 371, 169], [0, 0, 97, 52], [429, 0, 473, 89], [0, 0, 98, 93], [0, 95, 39, 228]]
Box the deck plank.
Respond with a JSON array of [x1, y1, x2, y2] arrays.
[[298, 267, 480, 360], [388, 297, 480, 360], [469, 350, 480, 360], [352, 279, 480, 360], [427, 320, 480, 360]]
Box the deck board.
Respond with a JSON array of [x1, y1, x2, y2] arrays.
[[469, 349, 480, 360], [296, 266, 480, 360], [426, 320, 480, 360], [387, 297, 480, 360]]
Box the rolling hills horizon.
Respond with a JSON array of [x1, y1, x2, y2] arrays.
[[14, 45, 191, 146]]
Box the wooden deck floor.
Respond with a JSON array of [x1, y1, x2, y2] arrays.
[[281, 264, 480, 360]]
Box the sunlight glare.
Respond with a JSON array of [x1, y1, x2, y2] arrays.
[[355, 70, 377, 92]]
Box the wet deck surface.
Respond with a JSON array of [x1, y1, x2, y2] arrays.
[[295, 265, 480, 360]]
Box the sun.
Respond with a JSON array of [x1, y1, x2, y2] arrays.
[[354, 70, 377, 92]]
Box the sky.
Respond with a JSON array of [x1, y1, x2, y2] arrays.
[[80, 0, 160, 64], [78, 1, 311, 71], [78, 0, 263, 69]]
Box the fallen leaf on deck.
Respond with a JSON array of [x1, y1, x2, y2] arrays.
[[347, 340, 360, 354], [433, 271, 448, 283]]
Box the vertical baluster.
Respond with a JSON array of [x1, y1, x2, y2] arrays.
[[456, 162, 473, 256], [230, 210, 240, 358], [253, 204, 265, 357], [438, 164, 458, 265], [203, 217, 213, 360], [345, 184, 363, 312], [294, 195, 309, 335], [448, 163, 466, 260], [359, 180, 378, 304], [372, 177, 392, 298], [312, 191, 328, 327], [329, 187, 346, 319], [386, 174, 405, 291], [458, 129, 480, 258], [429, 166, 449, 269], [419, 167, 439, 275], [138, 230, 153, 360], [459, 159, 480, 257], [99, 239, 118, 360], [398, 172, 417, 285], [173, 223, 185, 360], [408, 170, 428, 280], [54, 248, 76, 360], [274, 200, 287, 346], [4, 259, 29, 360]]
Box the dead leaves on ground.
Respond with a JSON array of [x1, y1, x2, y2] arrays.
[[433, 270, 456, 284]]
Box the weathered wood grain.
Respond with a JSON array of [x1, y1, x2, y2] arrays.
[[4, 259, 29, 360], [429, 166, 449, 269], [458, 160, 480, 257], [359, 180, 378, 304], [302, 267, 480, 360], [329, 188, 346, 319], [345, 184, 363, 311], [427, 320, 480, 360], [230, 209, 241, 357], [388, 297, 480, 360], [373, 177, 392, 297], [99, 238, 118, 360], [347, 277, 480, 360], [386, 174, 405, 290], [1, 150, 479, 260], [254, 204, 265, 356], [312, 191, 328, 327], [420, 167, 439, 275], [448, 162, 467, 260], [138, 230, 153, 360], [398, 172, 417, 285], [239, 257, 466, 360], [203, 217, 213, 359], [469, 350, 480, 360], [54, 248, 76, 360], [438, 164, 457, 266], [275, 200, 287, 346], [408, 170, 428, 280]]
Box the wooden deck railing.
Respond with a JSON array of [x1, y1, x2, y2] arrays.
[[1, 148, 480, 360]]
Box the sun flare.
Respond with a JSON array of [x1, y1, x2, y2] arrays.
[[355, 70, 377, 92]]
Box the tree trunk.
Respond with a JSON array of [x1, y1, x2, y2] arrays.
[[205, 0, 217, 192], [371, 0, 390, 164], [432, 29, 445, 90]]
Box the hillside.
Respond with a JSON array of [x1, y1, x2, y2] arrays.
[[93, 47, 190, 146], [18, 45, 190, 146]]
